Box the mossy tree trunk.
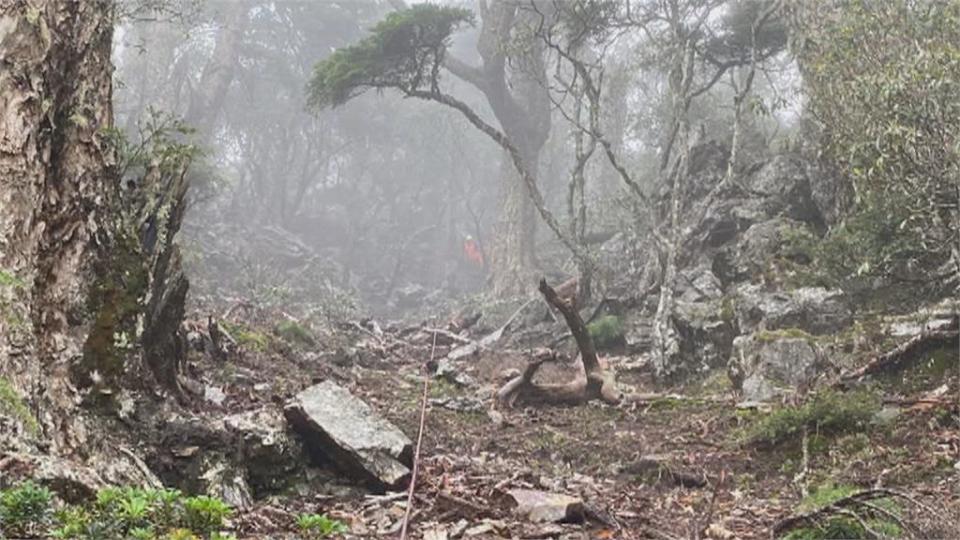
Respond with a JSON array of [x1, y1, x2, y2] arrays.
[[0, 0, 120, 451], [0, 0, 191, 453]]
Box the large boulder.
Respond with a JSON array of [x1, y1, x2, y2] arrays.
[[728, 333, 829, 402], [734, 284, 852, 336], [284, 381, 413, 491]]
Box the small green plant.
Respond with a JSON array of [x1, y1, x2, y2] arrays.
[[0, 481, 54, 537], [274, 320, 316, 347], [782, 483, 902, 539], [742, 389, 881, 445], [296, 513, 348, 538], [0, 377, 40, 434], [165, 529, 200, 540], [128, 526, 157, 539], [587, 315, 625, 350], [182, 495, 231, 535], [50, 506, 92, 539]]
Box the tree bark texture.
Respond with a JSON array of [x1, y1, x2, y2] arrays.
[[0, 0, 118, 450]]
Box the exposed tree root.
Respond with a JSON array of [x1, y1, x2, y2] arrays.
[[496, 279, 622, 407]]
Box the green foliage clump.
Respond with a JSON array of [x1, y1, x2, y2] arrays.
[[781, 483, 902, 539], [296, 513, 349, 538], [0, 481, 54, 537], [0, 377, 40, 434], [742, 389, 881, 445], [2, 484, 235, 540], [181, 496, 231, 536], [0, 268, 24, 288], [587, 315, 625, 350], [0, 267, 26, 330], [795, 0, 960, 287], [221, 321, 270, 352], [274, 320, 316, 347], [308, 4, 473, 109]]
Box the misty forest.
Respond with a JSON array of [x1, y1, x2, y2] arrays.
[[1, 0, 960, 538]]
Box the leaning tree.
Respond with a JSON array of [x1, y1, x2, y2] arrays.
[[308, 2, 591, 296]]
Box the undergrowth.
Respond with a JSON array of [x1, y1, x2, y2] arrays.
[[781, 483, 902, 539], [0, 483, 243, 540], [741, 389, 882, 446]]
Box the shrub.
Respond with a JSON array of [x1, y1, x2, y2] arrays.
[[0, 481, 54, 537], [274, 320, 316, 347], [587, 315, 625, 350], [296, 513, 348, 538]]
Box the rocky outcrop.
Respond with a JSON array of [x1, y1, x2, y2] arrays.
[[671, 266, 736, 372], [224, 406, 304, 495], [734, 284, 852, 336], [284, 381, 413, 491], [746, 156, 824, 229]]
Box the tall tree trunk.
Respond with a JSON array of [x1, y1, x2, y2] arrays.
[[0, 0, 119, 451], [184, 1, 247, 134], [490, 144, 539, 296], [1, 0, 190, 468], [446, 0, 551, 296]]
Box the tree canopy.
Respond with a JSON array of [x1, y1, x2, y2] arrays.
[[307, 4, 474, 109]]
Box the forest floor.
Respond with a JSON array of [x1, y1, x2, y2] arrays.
[[186, 303, 960, 540]]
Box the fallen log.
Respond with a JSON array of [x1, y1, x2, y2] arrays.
[[496, 279, 622, 407], [839, 322, 958, 385]]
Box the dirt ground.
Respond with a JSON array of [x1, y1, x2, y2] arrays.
[[186, 306, 960, 540]]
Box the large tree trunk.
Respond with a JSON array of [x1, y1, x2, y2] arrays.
[[184, 1, 248, 135], [447, 0, 551, 296], [0, 0, 119, 452], [1, 0, 189, 475], [490, 145, 539, 296]]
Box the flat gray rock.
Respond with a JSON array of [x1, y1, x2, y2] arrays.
[[284, 381, 412, 491], [508, 489, 585, 523]]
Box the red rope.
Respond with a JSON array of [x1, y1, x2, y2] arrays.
[[399, 330, 436, 539]]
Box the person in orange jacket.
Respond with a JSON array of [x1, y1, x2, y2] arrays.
[[463, 235, 484, 267]]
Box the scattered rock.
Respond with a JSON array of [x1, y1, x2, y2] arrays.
[[672, 267, 736, 373], [204, 385, 226, 406], [508, 489, 585, 524], [199, 457, 253, 509], [434, 358, 476, 387], [0, 453, 107, 503], [284, 381, 413, 491], [728, 333, 828, 402], [429, 396, 484, 413], [722, 218, 813, 283]]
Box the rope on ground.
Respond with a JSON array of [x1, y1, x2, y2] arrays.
[[399, 330, 437, 540]]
